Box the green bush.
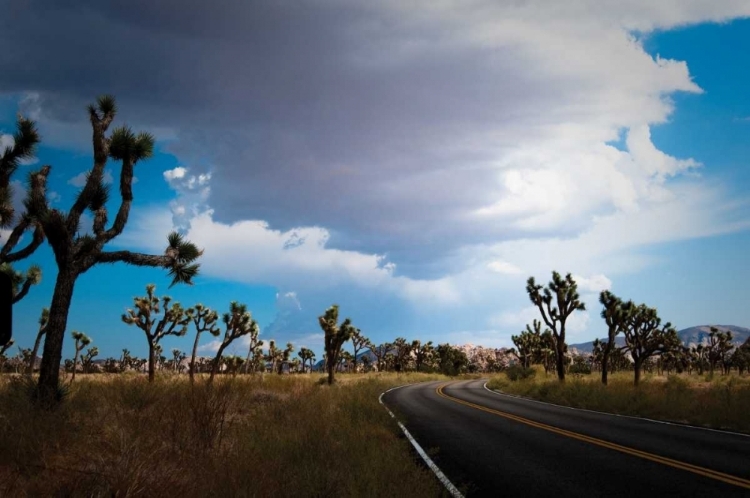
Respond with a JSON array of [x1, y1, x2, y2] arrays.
[[505, 365, 536, 381]]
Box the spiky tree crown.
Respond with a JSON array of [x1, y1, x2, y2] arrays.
[[71, 331, 91, 349], [122, 284, 191, 341]]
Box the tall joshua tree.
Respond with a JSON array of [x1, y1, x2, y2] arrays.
[[26, 307, 49, 375], [622, 304, 679, 386], [2, 96, 204, 401], [319, 304, 355, 385], [526, 271, 585, 381], [122, 284, 191, 382], [187, 304, 221, 382], [598, 291, 634, 385], [209, 302, 259, 382], [70, 331, 90, 381]]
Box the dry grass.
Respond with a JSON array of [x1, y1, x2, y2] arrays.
[[0, 372, 454, 497], [487, 368, 750, 433]]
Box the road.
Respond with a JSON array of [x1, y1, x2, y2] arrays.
[[381, 379, 750, 497]]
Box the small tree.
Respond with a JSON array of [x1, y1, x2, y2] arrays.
[[187, 304, 221, 382], [297, 347, 315, 373], [391, 337, 413, 372], [436, 343, 468, 376], [411, 340, 434, 372], [370, 342, 392, 372], [706, 327, 734, 375], [598, 291, 634, 385], [0, 339, 14, 371], [526, 271, 585, 381], [350, 328, 369, 372], [512, 320, 545, 369], [81, 346, 99, 374], [26, 307, 49, 375], [209, 302, 259, 382], [621, 304, 680, 386], [70, 331, 90, 381], [241, 319, 263, 374], [171, 348, 186, 372], [318, 304, 355, 385], [122, 284, 191, 382]]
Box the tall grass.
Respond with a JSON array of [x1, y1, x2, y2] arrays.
[[487, 368, 750, 433], [0, 372, 451, 497]]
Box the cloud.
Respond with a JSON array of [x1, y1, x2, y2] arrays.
[[572, 274, 613, 294], [68, 169, 114, 187], [3, 2, 750, 346], [487, 260, 524, 275], [163, 166, 211, 232]]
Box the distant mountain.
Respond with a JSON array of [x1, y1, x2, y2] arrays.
[[569, 325, 750, 353]]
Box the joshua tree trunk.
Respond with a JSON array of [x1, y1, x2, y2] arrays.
[[555, 334, 566, 382], [633, 358, 643, 386], [27, 328, 45, 376], [189, 330, 202, 383], [209, 344, 228, 382], [37, 270, 76, 396], [601, 345, 611, 385], [148, 341, 156, 382], [327, 361, 335, 385]]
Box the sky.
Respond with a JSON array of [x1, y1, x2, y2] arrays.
[[1, 1, 750, 361]]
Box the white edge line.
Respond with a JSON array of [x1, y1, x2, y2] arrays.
[[482, 381, 750, 438], [380, 384, 464, 498]]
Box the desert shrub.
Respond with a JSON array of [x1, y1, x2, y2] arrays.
[[505, 365, 536, 381]]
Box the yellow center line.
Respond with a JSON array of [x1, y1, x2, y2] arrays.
[[436, 384, 750, 490]]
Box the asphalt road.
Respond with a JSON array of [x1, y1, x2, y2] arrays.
[[382, 379, 750, 497]]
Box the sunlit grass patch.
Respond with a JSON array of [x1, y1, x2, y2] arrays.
[[0, 372, 455, 497], [487, 370, 750, 433]]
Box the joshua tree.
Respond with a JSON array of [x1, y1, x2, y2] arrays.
[[598, 291, 634, 385], [70, 331, 90, 381], [526, 272, 585, 381], [122, 284, 191, 382], [240, 319, 263, 374], [412, 340, 434, 372], [706, 327, 734, 375], [0, 338, 14, 370], [319, 304, 355, 385], [621, 304, 680, 386], [350, 328, 369, 371], [370, 342, 392, 372], [0, 263, 42, 305], [26, 307, 49, 375], [209, 302, 259, 382], [512, 320, 545, 369], [266, 340, 281, 373], [0, 116, 45, 316], [436, 343, 468, 376], [171, 348, 186, 372], [81, 346, 99, 374], [391, 337, 413, 373], [279, 342, 294, 374], [186, 304, 221, 382], [1, 97, 204, 401], [297, 347, 316, 372]]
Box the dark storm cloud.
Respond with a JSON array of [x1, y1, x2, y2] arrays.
[[1, 0, 718, 277]]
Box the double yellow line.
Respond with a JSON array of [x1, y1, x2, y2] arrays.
[[436, 384, 750, 490]]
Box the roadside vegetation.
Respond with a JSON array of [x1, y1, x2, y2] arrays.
[[488, 368, 750, 433], [0, 373, 451, 496]]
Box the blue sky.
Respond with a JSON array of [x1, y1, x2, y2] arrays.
[[2, 3, 750, 361]]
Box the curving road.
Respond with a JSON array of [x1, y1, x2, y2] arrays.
[[382, 379, 750, 497]]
